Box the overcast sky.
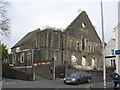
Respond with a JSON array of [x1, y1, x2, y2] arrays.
[[1, 0, 119, 53]]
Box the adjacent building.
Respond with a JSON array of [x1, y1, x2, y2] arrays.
[[105, 23, 120, 74], [114, 23, 120, 74], [105, 38, 116, 68], [6, 11, 103, 80]]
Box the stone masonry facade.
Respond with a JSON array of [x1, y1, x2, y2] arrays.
[[6, 11, 103, 80]]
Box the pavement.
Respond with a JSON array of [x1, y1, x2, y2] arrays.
[[90, 81, 120, 89]]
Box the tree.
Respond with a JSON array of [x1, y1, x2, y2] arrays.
[[0, 0, 10, 36], [2, 43, 8, 61], [0, 41, 1, 60]]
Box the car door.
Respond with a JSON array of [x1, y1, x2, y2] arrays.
[[84, 73, 90, 82], [79, 73, 86, 83]]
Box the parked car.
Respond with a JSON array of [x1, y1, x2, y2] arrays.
[[64, 72, 92, 85]]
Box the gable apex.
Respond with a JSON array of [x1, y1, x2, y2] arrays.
[[65, 11, 101, 43], [65, 11, 94, 31]]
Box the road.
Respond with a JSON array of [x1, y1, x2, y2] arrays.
[[2, 77, 115, 89], [2, 78, 95, 88]]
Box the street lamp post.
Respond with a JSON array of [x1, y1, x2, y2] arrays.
[[53, 49, 59, 80], [100, 0, 106, 88]]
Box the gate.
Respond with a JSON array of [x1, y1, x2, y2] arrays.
[[55, 65, 65, 78]]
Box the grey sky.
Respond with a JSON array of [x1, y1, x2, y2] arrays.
[[1, 0, 119, 53]]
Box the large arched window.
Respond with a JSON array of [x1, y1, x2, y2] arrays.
[[20, 53, 24, 63], [92, 58, 95, 66], [81, 36, 87, 51], [82, 56, 86, 66]]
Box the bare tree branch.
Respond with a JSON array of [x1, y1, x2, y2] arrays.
[[0, 0, 10, 37]]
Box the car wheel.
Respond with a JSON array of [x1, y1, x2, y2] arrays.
[[87, 78, 91, 83]]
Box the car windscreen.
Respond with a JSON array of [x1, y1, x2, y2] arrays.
[[69, 73, 80, 77]]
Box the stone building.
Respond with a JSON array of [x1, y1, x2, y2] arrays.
[[8, 11, 103, 80]]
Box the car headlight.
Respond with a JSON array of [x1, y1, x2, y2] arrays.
[[64, 78, 66, 80], [71, 78, 76, 81]]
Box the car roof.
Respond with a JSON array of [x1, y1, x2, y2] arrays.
[[71, 72, 88, 75]]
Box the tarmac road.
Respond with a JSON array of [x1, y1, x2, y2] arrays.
[[2, 77, 118, 89]]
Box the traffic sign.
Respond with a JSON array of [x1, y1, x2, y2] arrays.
[[115, 50, 120, 55], [33, 63, 37, 67]]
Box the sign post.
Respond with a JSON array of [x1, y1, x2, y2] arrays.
[[33, 63, 37, 81]]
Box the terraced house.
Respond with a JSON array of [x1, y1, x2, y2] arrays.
[[7, 11, 103, 80]]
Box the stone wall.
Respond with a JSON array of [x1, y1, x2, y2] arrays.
[[35, 65, 53, 80], [2, 64, 33, 81]]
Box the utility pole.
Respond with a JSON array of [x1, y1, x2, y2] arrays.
[[53, 49, 59, 80], [53, 51, 56, 80], [101, 0, 106, 88]]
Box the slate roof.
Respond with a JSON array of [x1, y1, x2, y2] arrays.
[[11, 28, 40, 49]]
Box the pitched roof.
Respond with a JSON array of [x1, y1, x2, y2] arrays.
[[65, 11, 102, 43], [11, 28, 41, 49]]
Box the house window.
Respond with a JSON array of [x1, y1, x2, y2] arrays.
[[81, 36, 86, 51], [111, 50, 114, 55], [20, 53, 24, 63], [82, 56, 86, 66], [111, 59, 116, 66], [113, 59, 116, 66]]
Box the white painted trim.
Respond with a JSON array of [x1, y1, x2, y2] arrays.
[[13, 66, 33, 69]]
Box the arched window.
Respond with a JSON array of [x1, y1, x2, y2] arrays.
[[71, 55, 77, 66], [88, 44, 91, 52], [92, 58, 95, 66], [81, 36, 87, 51], [71, 55, 77, 63], [70, 40, 74, 49], [93, 46, 96, 52], [20, 53, 24, 63], [12, 54, 16, 64], [82, 56, 86, 66], [92, 58, 97, 69]]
